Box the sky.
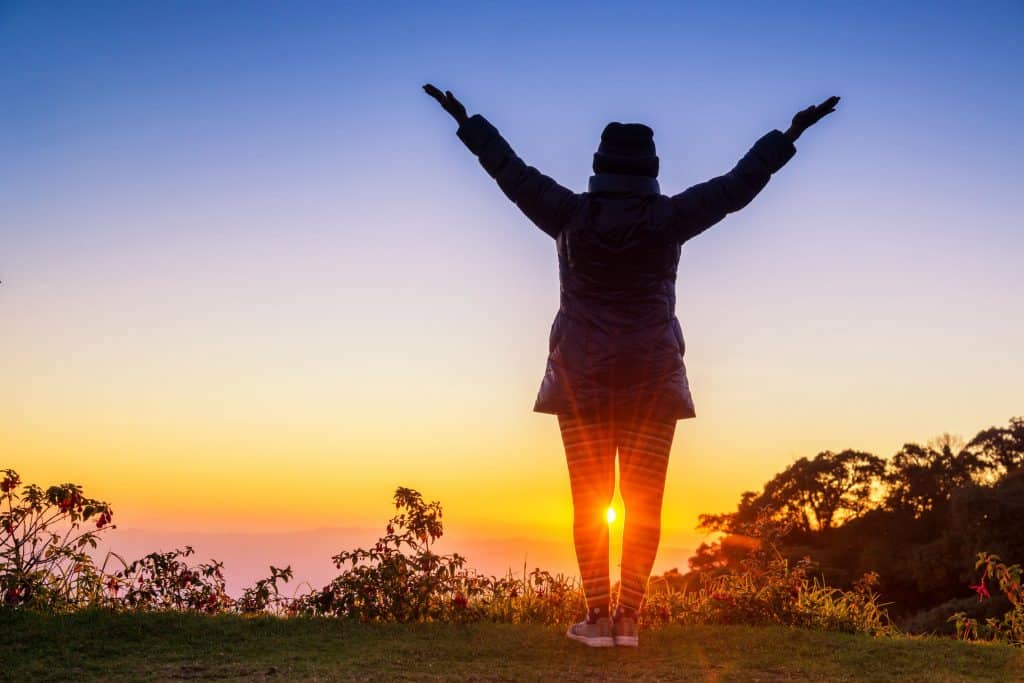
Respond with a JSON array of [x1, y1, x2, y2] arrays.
[[2, 1, 1022, 592]]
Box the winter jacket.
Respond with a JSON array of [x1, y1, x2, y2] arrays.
[[456, 114, 796, 421]]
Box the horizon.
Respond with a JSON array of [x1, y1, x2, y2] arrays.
[[3, 1, 1023, 595]]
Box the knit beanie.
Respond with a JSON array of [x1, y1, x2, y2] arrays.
[[593, 122, 659, 178]]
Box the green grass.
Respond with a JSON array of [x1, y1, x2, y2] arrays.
[[1, 610, 1021, 682]]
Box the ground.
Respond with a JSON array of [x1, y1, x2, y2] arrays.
[[2, 610, 1022, 681]]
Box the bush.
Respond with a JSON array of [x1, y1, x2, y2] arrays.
[[288, 487, 585, 624], [643, 511, 893, 635], [949, 552, 1024, 645], [0, 468, 892, 636], [900, 594, 1011, 637], [0, 469, 116, 610]]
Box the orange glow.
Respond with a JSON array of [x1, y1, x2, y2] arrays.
[[606, 507, 617, 525]]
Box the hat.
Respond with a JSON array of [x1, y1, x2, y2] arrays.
[[593, 122, 659, 178]]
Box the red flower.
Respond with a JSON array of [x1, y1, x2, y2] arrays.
[[96, 511, 112, 529], [453, 593, 467, 609], [969, 580, 991, 600]]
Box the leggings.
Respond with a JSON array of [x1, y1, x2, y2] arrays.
[[558, 412, 676, 613]]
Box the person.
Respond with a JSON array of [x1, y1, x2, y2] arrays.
[[424, 83, 839, 647]]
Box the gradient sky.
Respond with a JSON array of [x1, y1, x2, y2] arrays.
[[2, 1, 1022, 586]]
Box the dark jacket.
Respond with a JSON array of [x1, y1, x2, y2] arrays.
[[456, 114, 795, 421]]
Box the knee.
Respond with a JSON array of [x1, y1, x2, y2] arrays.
[[570, 480, 614, 508], [622, 494, 664, 525], [621, 479, 664, 508]]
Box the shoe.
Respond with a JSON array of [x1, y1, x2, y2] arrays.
[[566, 608, 614, 648], [612, 615, 638, 646], [613, 606, 639, 647]]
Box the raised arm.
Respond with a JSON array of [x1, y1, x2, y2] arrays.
[[669, 96, 840, 244], [423, 84, 580, 239]]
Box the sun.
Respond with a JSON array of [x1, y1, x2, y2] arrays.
[[606, 507, 617, 524]]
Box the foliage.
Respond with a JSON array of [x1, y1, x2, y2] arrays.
[[692, 417, 1024, 619], [949, 552, 1024, 645], [115, 546, 233, 613], [884, 436, 988, 518], [288, 486, 585, 624], [1, 469, 885, 637], [0, 468, 116, 610], [969, 417, 1024, 476], [237, 564, 294, 614], [291, 486, 472, 621], [649, 510, 892, 635]]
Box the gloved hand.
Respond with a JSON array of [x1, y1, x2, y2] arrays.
[[423, 83, 469, 126], [785, 95, 840, 142]]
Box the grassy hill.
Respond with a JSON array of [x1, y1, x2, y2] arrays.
[[2, 610, 1021, 682]]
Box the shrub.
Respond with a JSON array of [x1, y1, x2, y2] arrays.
[[642, 511, 893, 635], [287, 487, 585, 623], [949, 552, 1024, 644], [0, 469, 116, 610], [0, 468, 892, 635], [115, 546, 233, 613]]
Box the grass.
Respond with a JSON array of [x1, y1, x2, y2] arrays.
[[1, 610, 1022, 682]]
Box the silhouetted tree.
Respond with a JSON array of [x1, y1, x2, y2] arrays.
[[968, 416, 1024, 477], [883, 436, 991, 519], [688, 418, 1024, 620], [759, 450, 885, 532]]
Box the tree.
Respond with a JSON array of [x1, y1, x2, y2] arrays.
[[758, 450, 886, 532], [884, 437, 991, 518], [968, 417, 1024, 477]]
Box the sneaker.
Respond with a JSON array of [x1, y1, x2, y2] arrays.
[[613, 607, 638, 647], [566, 608, 614, 648]]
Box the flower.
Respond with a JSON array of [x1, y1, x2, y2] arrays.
[[453, 593, 467, 609], [969, 580, 991, 600], [96, 511, 112, 529]]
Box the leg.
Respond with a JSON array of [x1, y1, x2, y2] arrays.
[[617, 414, 676, 613], [558, 412, 616, 615]]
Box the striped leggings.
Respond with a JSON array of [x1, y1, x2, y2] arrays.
[[558, 412, 676, 614]]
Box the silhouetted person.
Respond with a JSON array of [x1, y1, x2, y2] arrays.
[[424, 83, 839, 647]]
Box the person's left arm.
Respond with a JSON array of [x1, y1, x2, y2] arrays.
[[669, 96, 840, 244], [424, 84, 580, 239]]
